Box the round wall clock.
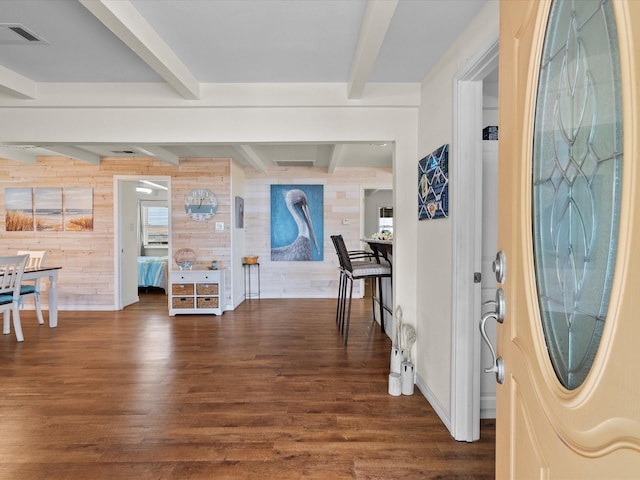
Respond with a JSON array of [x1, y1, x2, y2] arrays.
[[184, 188, 218, 221]]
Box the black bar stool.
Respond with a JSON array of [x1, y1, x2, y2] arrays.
[[330, 235, 391, 346]]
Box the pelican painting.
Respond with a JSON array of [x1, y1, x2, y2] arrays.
[[271, 185, 323, 261]]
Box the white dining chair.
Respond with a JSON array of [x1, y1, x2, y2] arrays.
[[0, 254, 29, 342], [17, 250, 47, 325]]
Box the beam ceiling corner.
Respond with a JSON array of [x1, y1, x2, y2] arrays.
[[0, 146, 38, 164], [79, 0, 200, 100], [134, 146, 180, 165], [347, 0, 398, 99], [0, 64, 37, 99], [328, 144, 345, 174], [235, 145, 267, 173], [43, 146, 101, 164]]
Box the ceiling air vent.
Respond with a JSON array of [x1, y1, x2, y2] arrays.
[[274, 160, 315, 167], [0, 24, 48, 44], [111, 150, 137, 155]]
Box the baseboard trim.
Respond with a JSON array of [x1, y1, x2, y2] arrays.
[[415, 372, 452, 434]]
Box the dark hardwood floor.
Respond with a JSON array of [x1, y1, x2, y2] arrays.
[[0, 292, 495, 479]]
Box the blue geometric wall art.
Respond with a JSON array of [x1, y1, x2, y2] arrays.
[[418, 144, 449, 220]]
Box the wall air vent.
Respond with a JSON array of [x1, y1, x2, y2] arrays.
[[0, 24, 48, 44]]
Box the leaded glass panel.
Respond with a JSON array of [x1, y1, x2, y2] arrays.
[[532, 0, 622, 389]]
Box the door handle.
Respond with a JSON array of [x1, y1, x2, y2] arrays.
[[480, 312, 504, 384], [483, 289, 505, 322], [481, 250, 507, 384]]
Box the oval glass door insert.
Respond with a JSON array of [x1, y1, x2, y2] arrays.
[[532, 0, 623, 389]]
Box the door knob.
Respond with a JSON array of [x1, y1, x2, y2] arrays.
[[492, 250, 506, 283]]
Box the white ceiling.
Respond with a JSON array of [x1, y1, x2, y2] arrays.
[[0, 0, 488, 170]]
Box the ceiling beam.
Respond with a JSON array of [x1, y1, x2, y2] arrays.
[[327, 144, 345, 174], [134, 146, 180, 165], [347, 0, 398, 99], [79, 0, 200, 100], [0, 64, 37, 99], [234, 145, 267, 173], [43, 145, 101, 164], [0, 146, 38, 164]]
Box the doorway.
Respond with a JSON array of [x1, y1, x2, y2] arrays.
[[450, 36, 499, 442], [479, 69, 499, 420], [114, 175, 172, 310]]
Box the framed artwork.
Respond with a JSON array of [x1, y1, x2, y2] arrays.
[[5, 187, 93, 232], [418, 144, 449, 220], [5, 188, 33, 231], [235, 196, 244, 229], [64, 188, 93, 231], [270, 184, 323, 261], [35, 188, 63, 231]]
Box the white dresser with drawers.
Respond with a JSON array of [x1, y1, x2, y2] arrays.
[[169, 269, 225, 316]]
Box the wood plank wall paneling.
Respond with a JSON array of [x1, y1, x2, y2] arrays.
[[0, 157, 389, 309], [243, 167, 392, 299], [0, 156, 231, 310]]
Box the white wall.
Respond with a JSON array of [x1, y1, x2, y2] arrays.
[[231, 160, 247, 308], [415, 0, 499, 423]]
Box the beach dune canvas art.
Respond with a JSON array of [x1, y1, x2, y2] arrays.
[[64, 188, 93, 231], [5, 187, 93, 232], [271, 184, 323, 261], [5, 188, 34, 231], [35, 188, 63, 231]]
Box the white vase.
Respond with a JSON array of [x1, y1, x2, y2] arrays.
[[401, 361, 415, 395], [388, 373, 402, 396], [390, 346, 403, 374]]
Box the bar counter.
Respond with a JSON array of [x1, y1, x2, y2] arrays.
[[362, 238, 393, 336]]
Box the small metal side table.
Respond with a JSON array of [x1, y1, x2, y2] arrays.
[[242, 262, 260, 300]]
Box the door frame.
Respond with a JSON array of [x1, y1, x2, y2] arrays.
[[113, 175, 172, 310], [450, 35, 499, 442]]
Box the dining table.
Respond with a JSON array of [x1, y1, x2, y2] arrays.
[[22, 266, 62, 328]]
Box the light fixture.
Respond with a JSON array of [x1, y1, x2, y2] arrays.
[[136, 186, 152, 194], [140, 180, 168, 191]]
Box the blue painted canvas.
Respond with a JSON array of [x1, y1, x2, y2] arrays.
[[271, 184, 324, 261], [418, 144, 449, 220]]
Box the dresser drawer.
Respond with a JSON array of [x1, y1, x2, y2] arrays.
[[172, 271, 221, 283], [171, 283, 194, 295], [196, 283, 219, 295], [197, 297, 219, 309], [172, 297, 194, 309]]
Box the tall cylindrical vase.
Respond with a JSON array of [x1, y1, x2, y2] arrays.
[[388, 373, 402, 396], [390, 346, 403, 374], [401, 361, 415, 395]]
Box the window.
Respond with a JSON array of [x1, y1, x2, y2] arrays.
[[379, 207, 393, 234], [141, 201, 168, 246]]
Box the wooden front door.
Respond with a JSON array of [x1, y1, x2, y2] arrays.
[[496, 0, 640, 477]]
